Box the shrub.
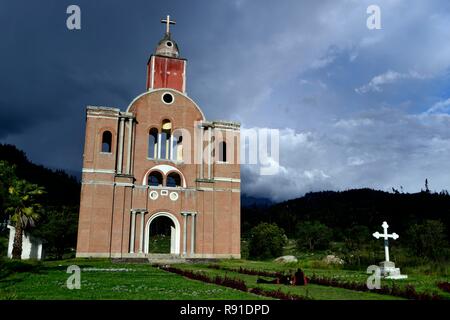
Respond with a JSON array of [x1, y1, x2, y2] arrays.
[[0, 234, 8, 257], [343, 225, 370, 251], [248, 223, 287, 260], [32, 206, 78, 260], [405, 220, 449, 261], [240, 239, 249, 260]]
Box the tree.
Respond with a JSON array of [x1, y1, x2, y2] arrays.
[[248, 223, 287, 260], [343, 225, 370, 251], [405, 220, 448, 261], [0, 161, 16, 220], [296, 221, 332, 251], [33, 206, 78, 259], [6, 179, 45, 259], [341, 225, 372, 266], [425, 179, 430, 193]]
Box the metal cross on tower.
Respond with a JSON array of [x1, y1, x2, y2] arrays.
[[161, 15, 176, 34], [372, 221, 399, 262]]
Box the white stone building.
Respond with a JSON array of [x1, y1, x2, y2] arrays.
[[7, 225, 44, 260]]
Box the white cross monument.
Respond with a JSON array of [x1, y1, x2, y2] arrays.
[[372, 221, 407, 279], [372, 221, 398, 262]]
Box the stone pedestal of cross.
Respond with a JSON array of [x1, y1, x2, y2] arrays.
[[372, 221, 408, 279]]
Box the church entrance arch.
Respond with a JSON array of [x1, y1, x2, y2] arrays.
[[144, 212, 181, 255]]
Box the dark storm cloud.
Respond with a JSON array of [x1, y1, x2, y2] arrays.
[[1, 0, 450, 201], [0, 0, 172, 165]]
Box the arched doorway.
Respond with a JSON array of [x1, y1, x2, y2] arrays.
[[144, 212, 181, 255]]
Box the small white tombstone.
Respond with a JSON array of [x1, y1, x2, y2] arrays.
[[7, 225, 44, 260], [372, 221, 407, 279]]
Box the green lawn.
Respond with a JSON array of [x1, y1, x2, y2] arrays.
[[214, 259, 450, 299], [0, 259, 267, 300], [174, 263, 403, 300], [1, 257, 448, 300]]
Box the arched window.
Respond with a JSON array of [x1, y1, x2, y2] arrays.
[[219, 141, 227, 162], [101, 131, 112, 153], [160, 120, 172, 159], [148, 128, 158, 159], [172, 130, 183, 161], [148, 171, 163, 187], [166, 172, 181, 187]]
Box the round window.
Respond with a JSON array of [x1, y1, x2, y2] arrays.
[[169, 192, 179, 201], [166, 41, 173, 48], [162, 92, 174, 104], [149, 191, 159, 200]]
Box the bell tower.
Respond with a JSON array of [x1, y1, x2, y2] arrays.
[[146, 15, 187, 93], [77, 14, 242, 260]]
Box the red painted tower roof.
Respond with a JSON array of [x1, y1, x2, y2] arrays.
[[146, 15, 186, 93]]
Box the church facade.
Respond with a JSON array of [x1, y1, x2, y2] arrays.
[[76, 17, 241, 259]]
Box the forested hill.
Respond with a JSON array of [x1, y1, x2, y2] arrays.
[[0, 144, 80, 206], [242, 188, 450, 238], [2, 143, 449, 241]]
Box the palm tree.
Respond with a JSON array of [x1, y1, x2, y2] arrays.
[[0, 161, 16, 222], [6, 179, 45, 259]]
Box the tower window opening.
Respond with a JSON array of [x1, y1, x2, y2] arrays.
[[148, 171, 163, 187], [172, 131, 183, 161], [166, 172, 181, 187], [101, 131, 112, 153], [219, 141, 227, 162], [160, 120, 172, 159], [148, 128, 158, 159]]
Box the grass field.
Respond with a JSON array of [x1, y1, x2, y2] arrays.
[[0, 256, 448, 300], [172, 263, 403, 300], [213, 259, 450, 299], [0, 259, 267, 300]]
